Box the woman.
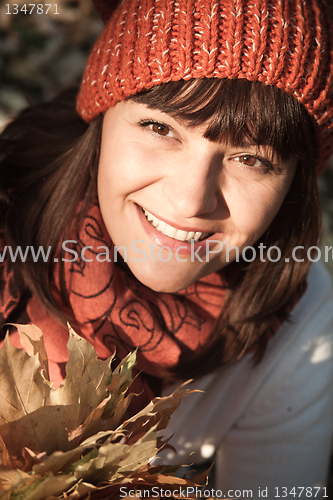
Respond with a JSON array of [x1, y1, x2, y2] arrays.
[[0, 0, 333, 495]]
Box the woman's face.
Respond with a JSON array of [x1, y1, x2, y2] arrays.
[[98, 100, 297, 293]]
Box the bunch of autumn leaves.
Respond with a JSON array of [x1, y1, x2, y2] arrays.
[[0, 325, 211, 499]]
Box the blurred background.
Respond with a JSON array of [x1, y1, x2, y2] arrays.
[[1, 1, 333, 493], [0, 0, 103, 126]]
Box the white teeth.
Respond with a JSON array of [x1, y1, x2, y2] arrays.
[[143, 208, 209, 242], [157, 220, 167, 232], [152, 216, 159, 227], [164, 225, 177, 239], [146, 210, 153, 222], [175, 229, 188, 241], [145, 210, 159, 227], [186, 231, 195, 242]]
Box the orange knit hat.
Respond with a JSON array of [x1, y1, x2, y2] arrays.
[[77, 0, 333, 173]]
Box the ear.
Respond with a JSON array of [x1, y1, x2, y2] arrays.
[[92, 0, 121, 24]]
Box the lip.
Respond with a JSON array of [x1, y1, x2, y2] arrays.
[[136, 204, 223, 255], [141, 206, 215, 234]]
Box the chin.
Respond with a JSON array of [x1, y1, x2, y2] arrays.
[[137, 276, 190, 293], [145, 281, 188, 293], [128, 264, 193, 293]]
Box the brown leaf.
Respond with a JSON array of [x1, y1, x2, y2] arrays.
[[11, 323, 50, 383], [0, 333, 53, 460], [24, 473, 77, 500], [48, 325, 114, 428], [0, 468, 34, 495], [0, 325, 213, 500], [67, 350, 137, 447], [32, 446, 89, 476], [0, 436, 11, 469], [0, 325, 128, 460], [118, 383, 197, 446]]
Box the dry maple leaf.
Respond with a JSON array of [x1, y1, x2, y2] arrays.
[[0, 324, 133, 460], [0, 324, 218, 500]]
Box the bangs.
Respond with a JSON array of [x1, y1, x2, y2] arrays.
[[131, 78, 316, 164]]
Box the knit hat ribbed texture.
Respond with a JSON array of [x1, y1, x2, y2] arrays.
[[77, 0, 333, 172]]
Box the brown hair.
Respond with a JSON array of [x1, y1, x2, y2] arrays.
[[0, 88, 101, 319], [0, 79, 320, 379]]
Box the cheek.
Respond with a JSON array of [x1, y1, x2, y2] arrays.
[[99, 140, 163, 193], [97, 150, 134, 203], [97, 161, 115, 209], [228, 182, 289, 238]]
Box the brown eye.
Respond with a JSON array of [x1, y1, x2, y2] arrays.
[[239, 155, 258, 167], [152, 123, 170, 136]]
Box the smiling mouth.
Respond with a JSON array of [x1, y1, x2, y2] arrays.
[[141, 207, 213, 242]]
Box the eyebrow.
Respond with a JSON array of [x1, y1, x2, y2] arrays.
[[136, 102, 277, 156]]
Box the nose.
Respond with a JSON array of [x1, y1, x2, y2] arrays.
[[162, 151, 225, 219]]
